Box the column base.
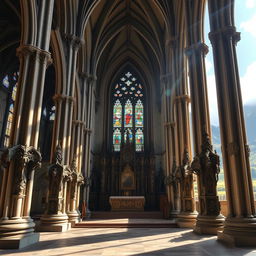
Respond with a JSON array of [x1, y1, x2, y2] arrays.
[[0, 218, 39, 249], [37, 214, 71, 232], [0, 233, 39, 249], [169, 210, 180, 219], [217, 217, 256, 246], [67, 211, 81, 227], [193, 214, 225, 235], [177, 211, 198, 228]]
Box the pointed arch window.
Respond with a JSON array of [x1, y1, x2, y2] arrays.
[[1, 72, 19, 147], [112, 71, 144, 152]]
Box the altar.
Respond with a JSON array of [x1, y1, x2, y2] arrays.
[[109, 196, 145, 211]]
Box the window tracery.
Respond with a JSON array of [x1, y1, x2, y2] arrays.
[[112, 71, 144, 152]]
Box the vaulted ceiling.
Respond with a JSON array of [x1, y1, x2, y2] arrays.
[[82, 0, 179, 85]]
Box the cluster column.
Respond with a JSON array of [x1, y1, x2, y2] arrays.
[[39, 34, 82, 231], [208, 0, 256, 246], [82, 75, 97, 218], [186, 41, 224, 234], [0, 0, 54, 248]]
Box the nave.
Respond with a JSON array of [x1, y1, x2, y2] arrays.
[[1, 225, 255, 256]]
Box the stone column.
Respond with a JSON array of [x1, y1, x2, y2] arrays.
[[186, 42, 224, 234], [0, 0, 54, 248], [173, 41, 197, 228], [50, 35, 81, 165], [160, 75, 172, 207], [82, 75, 96, 218], [208, 0, 256, 246], [41, 35, 82, 231]]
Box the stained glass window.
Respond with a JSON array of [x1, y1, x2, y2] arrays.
[[113, 128, 121, 151], [2, 72, 19, 147], [113, 100, 122, 127], [112, 70, 144, 152]]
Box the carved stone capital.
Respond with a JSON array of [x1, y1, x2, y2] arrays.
[[164, 122, 175, 128], [166, 36, 179, 49], [52, 94, 75, 103], [0, 145, 41, 196], [174, 94, 190, 103], [209, 26, 240, 45], [87, 74, 97, 84], [73, 120, 86, 128], [63, 34, 83, 51], [17, 45, 52, 66], [185, 42, 209, 57], [160, 73, 172, 86]]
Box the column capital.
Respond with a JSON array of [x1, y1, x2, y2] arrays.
[[160, 73, 172, 89], [85, 128, 92, 134], [73, 120, 86, 128], [166, 36, 179, 49], [174, 94, 190, 103], [164, 122, 175, 128], [63, 34, 83, 51], [53, 94, 76, 103], [209, 26, 240, 45], [17, 45, 52, 66], [185, 42, 209, 57], [87, 74, 97, 83]]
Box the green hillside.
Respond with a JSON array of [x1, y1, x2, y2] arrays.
[[211, 104, 256, 198]]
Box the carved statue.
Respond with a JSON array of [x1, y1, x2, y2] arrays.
[[190, 130, 221, 216]]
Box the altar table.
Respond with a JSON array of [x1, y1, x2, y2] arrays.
[[109, 196, 145, 211]]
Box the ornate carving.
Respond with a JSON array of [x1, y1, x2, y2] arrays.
[[17, 45, 52, 65], [46, 145, 66, 214], [209, 26, 241, 45], [185, 42, 209, 57], [190, 130, 221, 216], [245, 144, 251, 157], [0, 145, 42, 197], [54, 143, 63, 165]]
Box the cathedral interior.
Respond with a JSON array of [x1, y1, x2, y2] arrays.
[[0, 0, 256, 254]]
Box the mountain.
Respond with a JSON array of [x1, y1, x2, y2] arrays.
[[211, 103, 256, 180]]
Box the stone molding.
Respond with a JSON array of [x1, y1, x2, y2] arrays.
[[63, 34, 83, 50], [174, 94, 190, 103], [16, 45, 52, 66], [185, 42, 209, 56], [0, 145, 41, 198], [209, 26, 241, 45], [53, 93, 76, 103]]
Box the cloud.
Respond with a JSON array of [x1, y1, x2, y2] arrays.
[[240, 61, 256, 105], [205, 57, 213, 74], [246, 0, 256, 8], [240, 14, 256, 38]]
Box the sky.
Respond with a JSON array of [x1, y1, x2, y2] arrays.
[[204, 0, 256, 126]]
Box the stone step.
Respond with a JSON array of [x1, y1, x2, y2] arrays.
[[75, 219, 177, 228], [90, 211, 164, 219]]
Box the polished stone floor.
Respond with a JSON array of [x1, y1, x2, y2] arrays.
[[1, 226, 256, 256]]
